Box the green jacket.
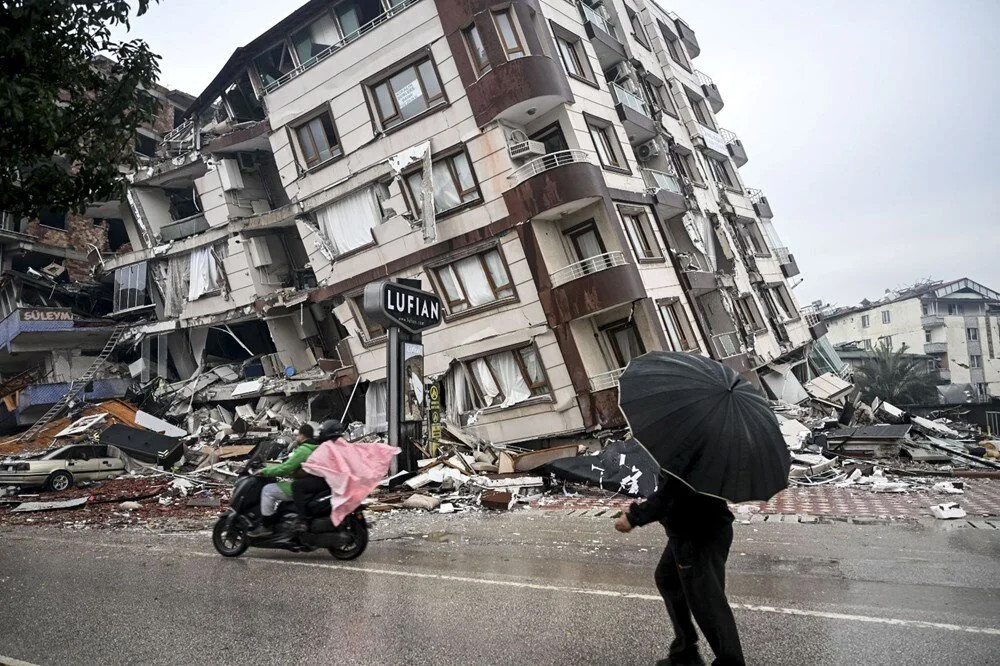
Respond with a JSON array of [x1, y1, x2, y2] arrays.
[[259, 441, 318, 495]]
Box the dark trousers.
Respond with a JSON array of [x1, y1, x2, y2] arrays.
[[654, 523, 745, 666], [291, 474, 328, 517]]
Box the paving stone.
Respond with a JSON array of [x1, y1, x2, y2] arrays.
[[851, 516, 879, 525], [798, 514, 818, 524], [748, 514, 765, 524]]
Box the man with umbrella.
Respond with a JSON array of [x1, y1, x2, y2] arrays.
[[613, 351, 791, 666]]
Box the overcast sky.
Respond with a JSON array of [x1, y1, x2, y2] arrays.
[[120, 0, 1000, 308]]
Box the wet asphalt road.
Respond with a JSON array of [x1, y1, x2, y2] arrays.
[[1, 512, 999, 665]]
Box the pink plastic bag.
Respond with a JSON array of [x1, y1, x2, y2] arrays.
[[301, 437, 400, 526]]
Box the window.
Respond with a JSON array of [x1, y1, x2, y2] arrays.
[[292, 13, 339, 67], [493, 9, 525, 59], [948, 303, 961, 315], [531, 123, 569, 154], [464, 24, 491, 75], [38, 207, 67, 230], [468, 346, 550, 408], [863, 339, 872, 350], [658, 21, 690, 71], [187, 247, 223, 301], [641, 78, 675, 117], [353, 296, 385, 341], [971, 355, 983, 369], [293, 110, 341, 168], [968, 327, 979, 341], [405, 150, 480, 215], [686, 90, 714, 128], [113, 262, 148, 313], [315, 187, 380, 255], [925, 329, 932, 343], [335, 0, 384, 37], [878, 335, 893, 349], [861, 314, 871, 329], [166, 188, 199, 221], [365, 380, 387, 432], [626, 6, 649, 49], [618, 207, 661, 260], [881, 310, 891, 325], [434, 248, 515, 313], [556, 34, 590, 81], [736, 295, 765, 332], [768, 284, 797, 321], [603, 320, 646, 368], [254, 41, 296, 87], [371, 57, 445, 129], [670, 149, 702, 184], [659, 300, 697, 351], [588, 121, 625, 169], [708, 157, 735, 188], [745, 223, 769, 255], [565, 220, 607, 266]]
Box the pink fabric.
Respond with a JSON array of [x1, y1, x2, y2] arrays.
[[301, 437, 400, 526]]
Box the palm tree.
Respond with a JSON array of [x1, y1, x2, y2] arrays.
[[855, 342, 939, 405]]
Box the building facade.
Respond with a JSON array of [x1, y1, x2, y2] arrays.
[[98, 0, 825, 444], [824, 279, 1000, 403]]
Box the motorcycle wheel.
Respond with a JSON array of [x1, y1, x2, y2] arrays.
[[212, 515, 249, 557], [328, 516, 368, 560]]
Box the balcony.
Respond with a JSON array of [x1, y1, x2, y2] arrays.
[[159, 213, 209, 242], [805, 312, 828, 340], [669, 12, 700, 58], [747, 188, 773, 219], [16, 378, 131, 425], [641, 169, 687, 217], [711, 331, 751, 373], [579, 2, 626, 69], [681, 268, 718, 296], [504, 150, 605, 222], [0, 308, 116, 355], [467, 55, 573, 127], [696, 71, 724, 113], [611, 84, 657, 144], [720, 128, 747, 167], [924, 342, 948, 354], [775, 247, 800, 278], [921, 314, 946, 328], [590, 367, 625, 392], [694, 124, 728, 160], [545, 252, 645, 326]]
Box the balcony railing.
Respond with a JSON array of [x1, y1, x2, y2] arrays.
[[719, 128, 739, 145], [696, 70, 714, 87], [711, 331, 742, 359], [579, 2, 616, 37], [508, 149, 592, 186], [804, 312, 823, 327], [746, 188, 765, 204], [921, 314, 946, 328], [641, 168, 682, 194], [590, 367, 625, 392], [262, 0, 421, 93], [774, 246, 791, 264], [611, 83, 649, 117], [551, 251, 626, 287], [924, 342, 948, 355]]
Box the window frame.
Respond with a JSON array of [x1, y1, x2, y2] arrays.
[[430, 245, 518, 318], [881, 310, 892, 325], [968, 327, 979, 341], [351, 295, 387, 344], [368, 55, 447, 131], [625, 6, 650, 50], [768, 284, 798, 321], [492, 8, 526, 59], [290, 106, 343, 171], [745, 222, 770, 256], [861, 314, 871, 328], [670, 149, 702, 185], [564, 219, 608, 264], [736, 294, 766, 333], [707, 156, 736, 189], [658, 299, 698, 351], [617, 205, 662, 262], [465, 344, 552, 408], [686, 89, 715, 129], [463, 23, 491, 76], [601, 319, 647, 368], [658, 21, 691, 72], [971, 354, 982, 369], [403, 147, 482, 218], [585, 116, 628, 172]]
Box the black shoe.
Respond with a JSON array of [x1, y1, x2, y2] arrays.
[[247, 524, 273, 537], [656, 654, 705, 666]]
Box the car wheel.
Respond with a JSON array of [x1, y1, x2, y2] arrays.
[[45, 470, 73, 492]]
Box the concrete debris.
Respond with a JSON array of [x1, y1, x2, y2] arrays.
[[480, 490, 514, 510], [12, 497, 89, 513], [930, 502, 967, 520], [402, 494, 441, 510]]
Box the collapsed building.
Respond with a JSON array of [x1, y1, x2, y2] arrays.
[[24, 0, 839, 446]]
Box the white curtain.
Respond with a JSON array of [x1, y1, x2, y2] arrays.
[[471, 358, 500, 407], [444, 364, 478, 424], [431, 160, 460, 212], [488, 353, 531, 408], [364, 380, 388, 434], [315, 188, 379, 255], [454, 256, 494, 307], [187, 247, 219, 301], [483, 251, 509, 290]]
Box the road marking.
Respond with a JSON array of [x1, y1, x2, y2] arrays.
[[10, 534, 1000, 637], [0, 655, 41, 666]]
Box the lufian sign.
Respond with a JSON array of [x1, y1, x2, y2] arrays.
[[363, 281, 442, 334]]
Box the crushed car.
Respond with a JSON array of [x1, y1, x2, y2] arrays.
[[0, 444, 126, 491]]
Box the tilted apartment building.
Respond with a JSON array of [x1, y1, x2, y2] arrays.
[[99, 0, 828, 444], [824, 278, 1000, 403]]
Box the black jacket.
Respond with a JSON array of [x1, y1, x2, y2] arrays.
[[626, 475, 733, 537]]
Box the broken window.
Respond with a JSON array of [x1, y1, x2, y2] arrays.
[[135, 134, 158, 157], [556, 34, 586, 80], [370, 57, 445, 129], [254, 41, 296, 87], [602, 319, 646, 368], [736, 295, 765, 333], [640, 77, 674, 117], [223, 73, 265, 122], [433, 248, 515, 314], [38, 207, 67, 230], [468, 346, 549, 409], [745, 222, 769, 255], [767, 284, 797, 321], [405, 150, 480, 215], [113, 262, 148, 313], [619, 207, 661, 260], [187, 247, 223, 301], [293, 110, 341, 168], [336, 0, 383, 37], [464, 24, 491, 76], [493, 9, 526, 59], [315, 187, 380, 255], [659, 300, 698, 351], [365, 380, 388, 433], [352, 296, 385, 341], [670, 149, 702, 184], [292, 13, 340, 66], [167, 188, 200, 221], [708, 157, 736, 188]]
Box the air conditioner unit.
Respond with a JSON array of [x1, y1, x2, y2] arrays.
[[508, 140, 546, 161], [636, 139, 660, 161], [606, 62, 633, 82], [246, 236, 273, 268]]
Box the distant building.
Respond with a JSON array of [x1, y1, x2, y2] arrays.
[[824, 279, 1000, 403]]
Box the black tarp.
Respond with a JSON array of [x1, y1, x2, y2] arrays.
[[100, 423, 183, 466], [544, 439, 660, 498]]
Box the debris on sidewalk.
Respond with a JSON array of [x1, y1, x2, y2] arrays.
[[930, 502, 967, 520]]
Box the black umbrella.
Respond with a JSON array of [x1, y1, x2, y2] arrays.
[[618, 351, 789, 503]]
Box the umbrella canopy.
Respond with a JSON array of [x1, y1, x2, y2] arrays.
[[618, 351, 789, 503]]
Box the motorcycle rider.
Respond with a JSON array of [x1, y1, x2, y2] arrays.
[[248, 423, 318, 537], [292, 419, 344, 518]]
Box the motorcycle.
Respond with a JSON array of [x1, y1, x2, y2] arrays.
[[211, 461, 369, 560]]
